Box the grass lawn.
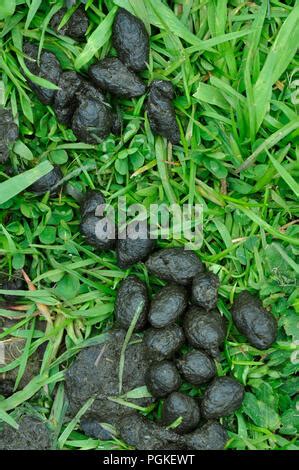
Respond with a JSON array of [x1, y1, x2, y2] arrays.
[[0, 0, 298, 450]]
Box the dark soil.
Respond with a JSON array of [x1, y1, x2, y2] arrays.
[[119, 413, 183, 450], [0, 414, 53, 450], [65, 329, 154, 431]]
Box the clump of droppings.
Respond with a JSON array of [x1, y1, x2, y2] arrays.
[[0, 415, 53, 450], [112, 8, 149, 72], [176, 350, 216, 385], [65, 329, 154, 428], [161, 392, 200, 434], [114, 276, 148, 331], [80, 190, 106, 218], [116, 223, 155, 269], [184, 421, 228, 450], [148, 283, 188, 328], [201, 376, 244, 420], [183, 306, 226, 358], [145, 360, 181, 398], [119, 413, 183, 450], [192, 271, 220, 310], [29, 166, 63, 195], [144, 324, 185, 361], [54, 71, 82, 125], [50, 7, 88, 41], [146, 248, 203, 285], [232, 290, 277, 350], [89, 58, 146, 98], [23, 43, 61, 105], [147, 80, 180, 144], [0, 108, 18, 163]]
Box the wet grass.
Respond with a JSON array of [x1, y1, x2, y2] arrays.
[[0, 0, 298, 450]]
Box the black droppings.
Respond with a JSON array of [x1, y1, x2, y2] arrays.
[[80, 420, 115, 441], [146, 248, 203, 285], [111, 111, 123, 136], [80, 214, 116, 250], [65, 329, 153, 427], [0, 415, 53, 450], [114, 276, 148, 331], [71, 94, 113, 144], [145, 360, 181, 398], [29, 165, 63, 195], [50, 7, 88, 41], [112, 8, 149, 72], [201, 376, 245, 420], [144, 324, 185, 361], [54, 71, 83, 125], [232, 290, 277, 350], [80, 190, 106, 218], [161, 391, 201, 434], [147, 80, 180, 144], [23, 43, 61, 105], [148, 283, 188, 328], [184, 421, 229, 450], [119, 413, 183, 450], [89, 58, 146, 98], [0, 108, 18, 163], [183, 306, 226, 358], [192, 271, 220, 310], [116, 223, 155, 269], [176, 350, 216, 385]]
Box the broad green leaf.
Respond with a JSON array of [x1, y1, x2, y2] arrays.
[[13, 140, 34, 161], [242, 392, 281, 430], [0, 0, 16, 20], [193, 83, 229, 109]]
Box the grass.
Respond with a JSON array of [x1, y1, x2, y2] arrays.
[[0, 0, 298, 451]]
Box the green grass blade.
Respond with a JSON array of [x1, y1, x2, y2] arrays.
[[268, 153, 299, 198], [0, 160, 54, 204], [74, 6, 117, 69], [253, 4, 299, 129]]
